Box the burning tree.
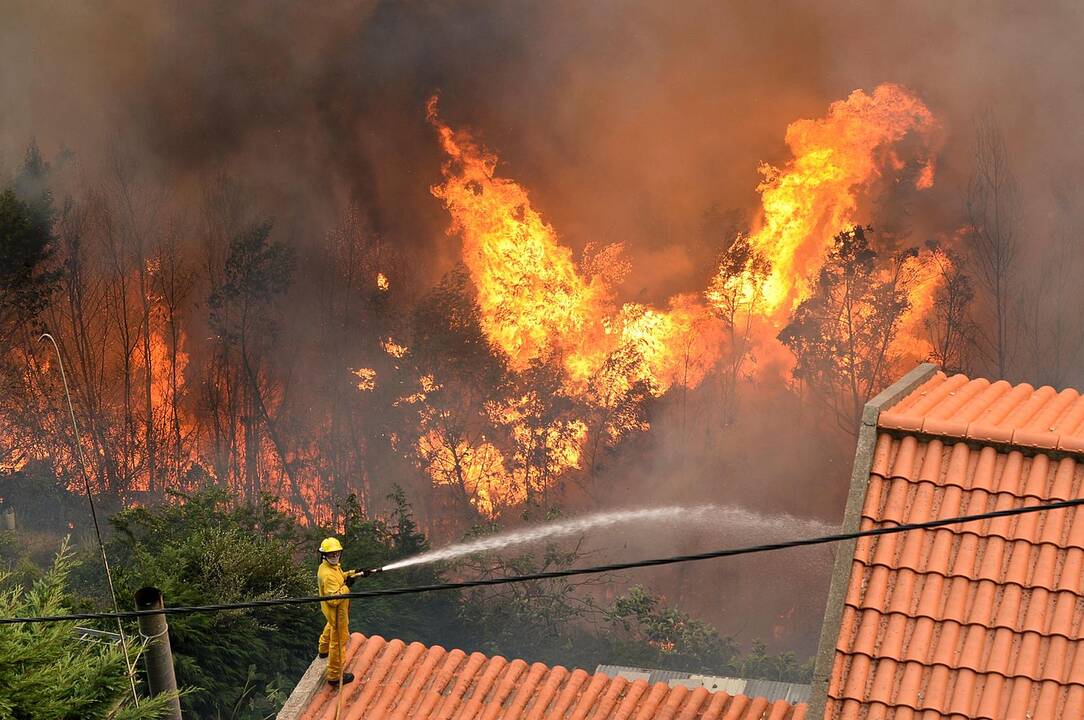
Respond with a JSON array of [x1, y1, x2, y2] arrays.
[[705, 234, 771, 425], [923, 241, 976, 375], [207, 222, 309, 519], [0, 82, 967, 532], [0, 146, 62, 472], [778, 226, 916, 434], [406, 267, 514, 518]]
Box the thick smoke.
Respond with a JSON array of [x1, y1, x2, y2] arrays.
[[5, 1, 1084, 288], [4, 0, 1084, 656]]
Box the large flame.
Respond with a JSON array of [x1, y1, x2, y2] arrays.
[[428, 98, 608, 373], [428, 97, 722, 395], [713, 83, 940, 317], [427, 97, 732, 515], [421, 85, 944, 515]]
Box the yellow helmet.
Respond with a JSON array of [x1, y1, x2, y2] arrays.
[[319, 537, 344, 554]]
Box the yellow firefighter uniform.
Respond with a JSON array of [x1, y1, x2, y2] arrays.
[[317, 556, 352, 681]]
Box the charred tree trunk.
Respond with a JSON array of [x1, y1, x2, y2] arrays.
[[139, 264, 156, 494], [240, 340, 314, 525]]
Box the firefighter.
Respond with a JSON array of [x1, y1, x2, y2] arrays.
[[317, 537, 358, 686]]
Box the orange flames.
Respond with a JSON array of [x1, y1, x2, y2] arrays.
[[428, 97, 722, 396], [2, 83, 950, 524], [710, 84, 940, 318], [428, 96, 735, 513], [419, 84, 946, 513]]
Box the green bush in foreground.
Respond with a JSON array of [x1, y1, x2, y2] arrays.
[[100, 490, 313, 719], [0, 540, 180, 720]]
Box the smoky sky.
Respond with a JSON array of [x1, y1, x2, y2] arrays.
[[6, 0, 1084, 655], [4, 0, 1084, 295]]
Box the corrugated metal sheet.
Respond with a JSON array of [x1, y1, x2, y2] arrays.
[[595, 665, 811, 704]]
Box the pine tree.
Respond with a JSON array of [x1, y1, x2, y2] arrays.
[[0, 540, 180, 719]]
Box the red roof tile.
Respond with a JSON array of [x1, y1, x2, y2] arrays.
[[295, 634, 808, 720], [824, 371, 1084, 720]]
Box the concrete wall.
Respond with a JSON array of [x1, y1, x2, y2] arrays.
[[276, 656, 327, 720]]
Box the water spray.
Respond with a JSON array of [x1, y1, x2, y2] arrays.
[[379, 504, 833, 573]]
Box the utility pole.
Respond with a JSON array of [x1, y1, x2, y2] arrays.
[[135, 587, 183, 720]]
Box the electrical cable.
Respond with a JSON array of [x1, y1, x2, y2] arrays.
[[3, 494, 1083, 627]]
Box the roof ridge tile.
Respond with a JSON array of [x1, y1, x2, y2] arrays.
[[568, 671, 609, 719], [718, 691, 752, 720], [885, 371, 948, 415], [698, 690, 732, 720], [503, 662, 547, 719], [676, 687, 712, 720], [345, 638, 406, 720], [460, 655, 508, 720], [524, 664, 567, 720], [613, 679, 652, 720], [550, 667, 590, 718], [949, 379, 1007, 425], [436, 651, 487, 720], [631, 681, 670, 720], [483, 658, 526, 720], [909, 373, 969, 416], [654, 682, 689, 720], [1024, 388, 1080, 432], [589, 674, 628, 720], [1001, 385, 1058, 430]]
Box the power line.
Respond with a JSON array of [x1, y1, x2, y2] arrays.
[[39, 333, 139, 704], [3, 495, 1083, 626]]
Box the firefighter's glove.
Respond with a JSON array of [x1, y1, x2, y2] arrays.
[[344, 574, 357, 588]]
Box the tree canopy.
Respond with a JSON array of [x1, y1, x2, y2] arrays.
[[0, 540, 179, 720]]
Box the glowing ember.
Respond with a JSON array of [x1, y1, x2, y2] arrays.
[[353, 367, 376, 391], [382, 339, 408, 359], [376, 272, 390, 292]]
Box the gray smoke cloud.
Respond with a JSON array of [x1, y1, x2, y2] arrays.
[[6, 0, 1083, 288], [4, 0, 1084, 656]]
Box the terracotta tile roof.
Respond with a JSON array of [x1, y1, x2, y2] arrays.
[[878, 372, 1084, 453], [297, 633, 809, 720], [825, 371, 1084, 719]]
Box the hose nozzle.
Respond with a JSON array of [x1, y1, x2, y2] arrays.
[[359, 567, 383, 578]]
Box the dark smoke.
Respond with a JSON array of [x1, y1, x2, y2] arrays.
[[6, 1, 1084, 285], [4, 0, 1084, 657]]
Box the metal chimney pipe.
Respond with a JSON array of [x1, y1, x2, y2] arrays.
[[134, 587, 183, 720]]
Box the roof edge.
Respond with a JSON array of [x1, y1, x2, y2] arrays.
[[276, 655, 328, 720], [805, 363, 938, 720], [860, 363, 939, 427]]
